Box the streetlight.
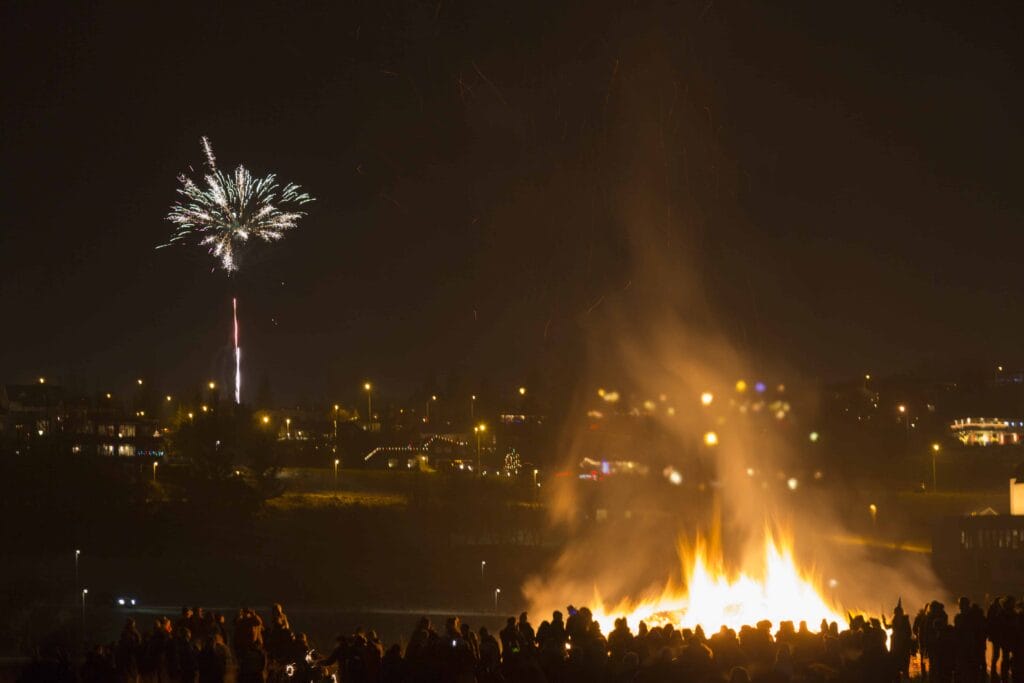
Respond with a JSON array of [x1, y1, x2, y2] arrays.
[[897, 404, 909, 440], [38, 376, 46, 385], [427, 395, 437, 423], [931, 443, 940, 491], [333, 404, 340, 439], [471, 395, 476, 421], [869, 503, 877, 528], [137, 378, 143, 386], [261, 415, 270, 425], [152, 461, 159, 483], [494, 587, 501, 611], [334, 458, 340, 485], [474, 424, 487, 473], [518, 386, 526, 396], [285, 417, 291, 439], [74, 549, 80, 597], [533, 468, 539, 487], [81, 588, 88, 637], [364, 383, 372, 429], [480, 560, 486, 581]]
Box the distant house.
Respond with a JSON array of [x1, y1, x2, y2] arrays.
[[362, 433, 480, 471], [0, 383, 164, 457], [949, 417, 1024, 446], [0, 383, 66, 441], [933, 461, 1024, 596]]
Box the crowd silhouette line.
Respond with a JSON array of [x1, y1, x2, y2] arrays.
[[15, 596, 1024, 682]]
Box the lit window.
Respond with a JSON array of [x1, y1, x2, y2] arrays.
[[119, 424, 136, 438], [117, 444, 135, 457]]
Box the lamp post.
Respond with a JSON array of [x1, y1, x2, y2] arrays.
[[869, 503, 877, 529], [364, 383, 372, 430], [74, 549, 80, 600], [494, 587, 501, 612], [474, 424, 486, 474], [152, 461, 158, 483], [897, 404, 909, 440], [334, 458, 340, 486], [81, 588, 88, 640], [931, 443, 940, 491], [471, 395, 476, 421], [286, 417, 291, 439], [427, 395, 437, 423], [333, 404, 339, 439], [480, 560, 486, 581]]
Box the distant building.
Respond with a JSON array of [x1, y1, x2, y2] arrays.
[[0, 383, 164, 457], [933, 461, 1024, 596], [362, 433, 482, 471], [0, 383, 64, 441], [1012, 462, 1024, 515], [949, 417, 1024, 446]]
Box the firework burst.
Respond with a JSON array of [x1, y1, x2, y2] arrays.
[[161, 136, 314, 272]]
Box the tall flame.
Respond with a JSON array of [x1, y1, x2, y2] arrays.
[[586, 527, 845, 635]]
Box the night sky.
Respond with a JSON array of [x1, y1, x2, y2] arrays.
[[2, 1, 1022, 402]]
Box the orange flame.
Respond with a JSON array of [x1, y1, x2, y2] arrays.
[[587, 527, 845, 634]]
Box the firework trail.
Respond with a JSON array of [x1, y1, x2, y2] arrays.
[[160, 137, 314, 403]]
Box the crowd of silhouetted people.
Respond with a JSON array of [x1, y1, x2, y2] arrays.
[[15, 595, 1024, 682]]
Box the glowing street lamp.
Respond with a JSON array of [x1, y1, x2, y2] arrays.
[[136, 378, 143, 386], [518, 386, 526, 396], [333, 404, 340, 439], [474, 424, 487, 473], [261, 415, 270, 425], [74, 549, 81, 595], [897, 404, 909, 439], [38, 377, 46, 385], [152, 461, 159, 483], [364, 382, 372, 428], [931, 443, 941, 491], [426, 395, 437, 423], [285, 417, 292, 439], [208, 381, 216, 391], [334, 458, 340, 484], [81, 588, 88, 634], [869, 503, 878, 527], [494, 587, 501, 611], [471, 394, 477, 421]]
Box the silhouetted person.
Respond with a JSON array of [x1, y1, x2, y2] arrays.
[[196, 634, 228, 683], [236, 631, 266, 683], [116, 617, 141, 683]]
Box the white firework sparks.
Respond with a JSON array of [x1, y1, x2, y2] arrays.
[[161, 136, 314, 272]]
